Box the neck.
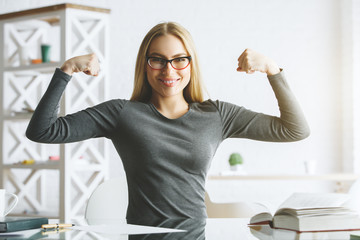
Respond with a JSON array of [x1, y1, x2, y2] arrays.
[[150, 95, 189, 119]]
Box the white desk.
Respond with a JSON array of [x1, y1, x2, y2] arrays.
[[0, 218, 253, 240], [1, 218, 359, 240]]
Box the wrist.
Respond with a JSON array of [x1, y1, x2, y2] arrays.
[[266, 62, 280, 76], [60, 61, 74, 76]]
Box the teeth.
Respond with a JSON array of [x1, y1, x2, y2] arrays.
[[161, 79, 177, 84]]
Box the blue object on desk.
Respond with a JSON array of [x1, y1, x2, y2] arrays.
[[0, 217, 48, 232]]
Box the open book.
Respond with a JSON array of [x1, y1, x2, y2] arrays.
[[249, 192, 360, 233]]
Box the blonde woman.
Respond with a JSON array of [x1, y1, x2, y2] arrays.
[[26, 22, 310, 219]]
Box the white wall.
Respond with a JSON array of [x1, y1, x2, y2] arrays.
[[0, 0, 354, 204], [105, 0, 344, 176]]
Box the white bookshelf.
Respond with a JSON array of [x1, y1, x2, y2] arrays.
[[0, 4, 111, 221]]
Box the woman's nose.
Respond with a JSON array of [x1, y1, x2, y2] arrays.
[[162, 62, 175, 74]]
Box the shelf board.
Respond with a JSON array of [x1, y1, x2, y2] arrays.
[[3, 162, 60, 170], [3, 114, 32, 121], [4, 62, 60, 73], [3, 162, 105, 171], [0, 4, 110, 21], [207, 173, 360, 181]]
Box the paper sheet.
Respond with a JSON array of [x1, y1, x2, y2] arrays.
[[72, 223, 186, 235], [0, 229, 39, 237]]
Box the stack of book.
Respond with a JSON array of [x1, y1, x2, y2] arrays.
[[249, 192, 360, 233]]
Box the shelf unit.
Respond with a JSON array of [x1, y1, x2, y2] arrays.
[[207, 173, 360, 193], [0, 4, 111, 221]]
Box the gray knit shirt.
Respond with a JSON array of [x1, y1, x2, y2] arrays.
[[26, 68, 310, 219]]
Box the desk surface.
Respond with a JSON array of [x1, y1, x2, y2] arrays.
[[1, 218, 359, 240]]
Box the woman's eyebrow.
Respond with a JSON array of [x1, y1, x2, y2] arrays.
[[148, 52, 188, 58]]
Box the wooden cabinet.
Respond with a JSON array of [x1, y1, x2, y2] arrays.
[[0, 4, 110, 221]]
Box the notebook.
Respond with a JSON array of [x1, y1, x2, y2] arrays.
[[0, 217, 48, 232]]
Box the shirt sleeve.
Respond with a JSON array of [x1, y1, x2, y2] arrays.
[[26, 68, 125, 143], [213, 70, 310, 142]]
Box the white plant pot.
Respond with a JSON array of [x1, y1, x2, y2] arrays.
[[230, 164, 243, 172]]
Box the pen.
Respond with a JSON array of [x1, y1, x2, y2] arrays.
[[42, 223, 75, 229], [42, 228, 72, 235]]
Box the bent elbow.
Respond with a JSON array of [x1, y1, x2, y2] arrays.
[[298, 129, 310, 140], [25, 127, 39, 142], [25, 124, 46, 143], [292, 124, 311, 141]]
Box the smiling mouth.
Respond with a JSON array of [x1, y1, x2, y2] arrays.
[[159, 78, 180, 87]]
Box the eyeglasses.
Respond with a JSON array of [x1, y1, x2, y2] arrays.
[[146, 56, 192, 70]]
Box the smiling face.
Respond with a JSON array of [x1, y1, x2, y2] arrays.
[[146, 34, 191, 102]]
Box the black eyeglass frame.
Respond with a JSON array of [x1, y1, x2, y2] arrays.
[[146, 56, 192, 70]]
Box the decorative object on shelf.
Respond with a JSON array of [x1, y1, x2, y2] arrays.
[[20, 159, 35, 165], [228, 152, 244, 171], [40, 44, 51, 63], [31, 59, 42, 64], [220, 152, 247, 176], [19, 45, 33, 66], [304, 160, 317, 174]]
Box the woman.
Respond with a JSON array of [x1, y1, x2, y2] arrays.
[[26, 22, 310, 219]]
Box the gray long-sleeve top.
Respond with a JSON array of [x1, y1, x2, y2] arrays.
[[26, 68, 310, 219]]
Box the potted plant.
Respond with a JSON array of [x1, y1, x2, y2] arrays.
[[228, 152, 244, 171]]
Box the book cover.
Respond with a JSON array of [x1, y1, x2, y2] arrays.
[[0, 217, 48, 233], [351, 233, 360, 240]]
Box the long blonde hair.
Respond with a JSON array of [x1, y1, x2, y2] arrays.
[[130, 22, 205, 103]]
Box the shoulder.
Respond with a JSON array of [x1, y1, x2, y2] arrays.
[[193, 99, 240, 111], [96, 99, 129, 109], [191, 99, 218, 112]]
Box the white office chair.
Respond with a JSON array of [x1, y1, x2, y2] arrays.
[[85, 176, 128, 221], [347, 178, 360, 214], [205, 191, 256, 218]]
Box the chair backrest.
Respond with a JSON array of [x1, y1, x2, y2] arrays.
[[85, 176, 128, 220], [347, 178, 360, 214], [205, 191, 256, 218]]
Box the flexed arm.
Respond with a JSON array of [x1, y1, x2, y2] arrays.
[[218, 49, 310, 141], [26, 54, 118, 143]]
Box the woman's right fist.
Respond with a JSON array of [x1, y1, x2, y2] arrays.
[[60, 53, 100, 76]]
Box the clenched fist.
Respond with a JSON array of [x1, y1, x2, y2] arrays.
[[237, 49, 280, 76], [60, 53, 100, 76]]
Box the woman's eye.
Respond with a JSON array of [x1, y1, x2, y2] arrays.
[[174, 58, 186, 62], [154, 58, 165, 63]]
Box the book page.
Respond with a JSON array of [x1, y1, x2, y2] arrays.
[[278, 192, 350, 210], [249, 202, 273, 214], [249, 202, 275, 224]]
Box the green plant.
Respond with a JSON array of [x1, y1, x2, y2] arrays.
[[228, 153, 243, 166]]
